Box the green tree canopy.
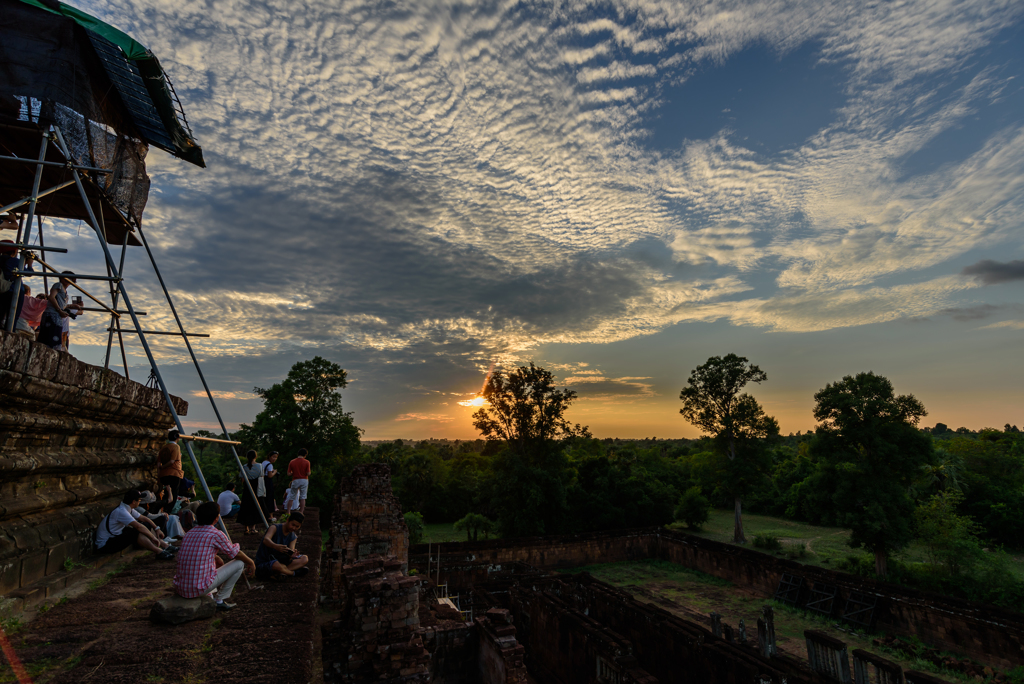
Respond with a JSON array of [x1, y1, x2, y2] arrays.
[[472, 363, 590, 463], [238, 356, 362, 513], [810, 371, 933, 577], [679, 354, 779, 543], [472, 363, 589, 537]]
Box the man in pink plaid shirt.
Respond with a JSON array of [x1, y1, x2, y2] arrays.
[[173, 501, 255, 610]]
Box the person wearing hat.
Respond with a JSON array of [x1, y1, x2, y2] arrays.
[[95, 489, 176, 559], [37, 270, 77, 350]]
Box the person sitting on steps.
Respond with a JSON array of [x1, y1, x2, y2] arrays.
[[173, 501, 255, 612], [95, 490, 176, 560], [253, 512, 309, 580]]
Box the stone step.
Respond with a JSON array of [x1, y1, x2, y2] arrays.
[[1, 546, 147, 615]]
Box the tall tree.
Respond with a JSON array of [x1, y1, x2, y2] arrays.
[[472, 363, 589, 536], [472, 363, 590, 463], [239, 356, 362, 511], [811, 371, 933, 577], [679, 354, 779, 543]]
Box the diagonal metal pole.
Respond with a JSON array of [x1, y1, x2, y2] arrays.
[[49, 127, 240, 544], [36, 215, 48, 294], [102, 218, 130, 377], [4, 130, 47, 332], [133, 220, 269, 530]]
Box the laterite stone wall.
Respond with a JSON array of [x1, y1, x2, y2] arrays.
[[0, 331, 187, 597], [413, 527, 1024, 669]]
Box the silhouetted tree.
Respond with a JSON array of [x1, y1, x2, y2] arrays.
[[679, 354, 779, 543], [810, 371, 933, 577]]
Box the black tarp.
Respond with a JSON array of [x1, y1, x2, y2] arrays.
[[0, 0, 203, 238]]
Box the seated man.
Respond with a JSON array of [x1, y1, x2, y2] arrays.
[[253, 512, 309, 580], [217, 483, 240, 519], [95, 490, 176, 560], [173, 501, 255, 611]]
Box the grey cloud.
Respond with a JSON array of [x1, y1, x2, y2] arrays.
[[961, 260, 1024, 285], [935, 304, 1004, 321]]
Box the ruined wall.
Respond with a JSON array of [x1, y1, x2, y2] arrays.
[[322, 556, 431, 683], [506, 582, 658, 684], [327, 462, 410, 600], [414, 527, 1024, 669], [0, 332, 187, 596], [475, 608, 528, 684], [654, 530, 1024, 670], [410, 528, 654, 570]]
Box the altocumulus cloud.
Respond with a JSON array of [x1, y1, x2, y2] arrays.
[[58, 0, 1024, 420]]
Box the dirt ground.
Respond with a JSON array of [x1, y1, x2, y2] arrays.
[[1, 509, 322, 684]]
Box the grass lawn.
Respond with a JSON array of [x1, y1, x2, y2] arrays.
[[422, 522, 500, 544], [560, 559, 966, 683], [668, 509, 1024, 581]]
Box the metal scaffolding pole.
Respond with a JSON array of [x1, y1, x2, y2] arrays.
[[3, 130, 47, 332], [134, 220, 269, 530], [36, 215, 48, 294], [48, 126, 241, 541], [101, 210, 130, 378]]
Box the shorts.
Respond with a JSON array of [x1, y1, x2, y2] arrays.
[[290, 479, 308, 500], [255, 559, 279, 579], [98, 527, 140, 554], [160, 475, 182, 497], [37, 319, 63, 349]]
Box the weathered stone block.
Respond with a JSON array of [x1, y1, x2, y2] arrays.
[[149, 595, 218, 625], [19, 552, 47, 586]]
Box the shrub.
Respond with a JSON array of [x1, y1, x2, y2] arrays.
[[753, 533, 782, 552], [674, 486, 712, 529], [404, 512, 425, 546]]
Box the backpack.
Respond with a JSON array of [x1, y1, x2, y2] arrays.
[[92, 505, 119, 550]]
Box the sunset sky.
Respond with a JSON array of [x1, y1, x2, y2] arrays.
[[49, 0, 1024, 440]]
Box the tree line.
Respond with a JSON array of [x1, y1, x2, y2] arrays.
[[184, 355, 1024, 609]]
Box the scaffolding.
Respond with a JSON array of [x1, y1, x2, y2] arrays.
[[0, 0, 268, 536]]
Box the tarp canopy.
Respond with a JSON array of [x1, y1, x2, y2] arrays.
[[8, 0, 205, 167], [0, 0, 204, 239]]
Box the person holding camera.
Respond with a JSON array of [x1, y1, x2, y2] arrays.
[[253, 512, 309, 580], [37, 271, 79, 351]]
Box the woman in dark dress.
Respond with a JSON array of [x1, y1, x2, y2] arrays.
[[237, 450, 264, 534]]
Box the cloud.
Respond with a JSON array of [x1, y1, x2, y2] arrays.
[[395, 413, 455, 423], [962, 260, 1024, 285], [979, 320, 1024, 330], [51, 0, 1024, 432]]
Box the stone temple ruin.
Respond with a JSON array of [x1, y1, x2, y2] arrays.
[[320, 464, 1024, 684]]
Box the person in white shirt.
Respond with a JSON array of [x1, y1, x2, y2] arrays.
[[217, 483, 241, 519], [96, 490, 176, 559]]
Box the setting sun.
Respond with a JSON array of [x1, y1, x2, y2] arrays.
[[458, 396, 486, 407]]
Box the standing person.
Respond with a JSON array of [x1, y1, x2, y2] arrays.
[[237, 450, 265, 535], [287, 448, 311, 515], [173, 501, 255, 611], [1, 240, 33, 331], [260, 451, 279, 522], [95, 490, 175, 559], [158, 430, 184, 507], [253, 512, 309, 579], [36, 271, 74, 351]]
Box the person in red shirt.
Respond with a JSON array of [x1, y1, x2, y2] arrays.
[[286, 448, 312, 515], [172, 501, 255, 611]]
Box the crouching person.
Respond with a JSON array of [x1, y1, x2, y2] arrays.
[[173, 502, 255, 611], [254, 512, 309, 580], [96, 490, 176, 560]]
